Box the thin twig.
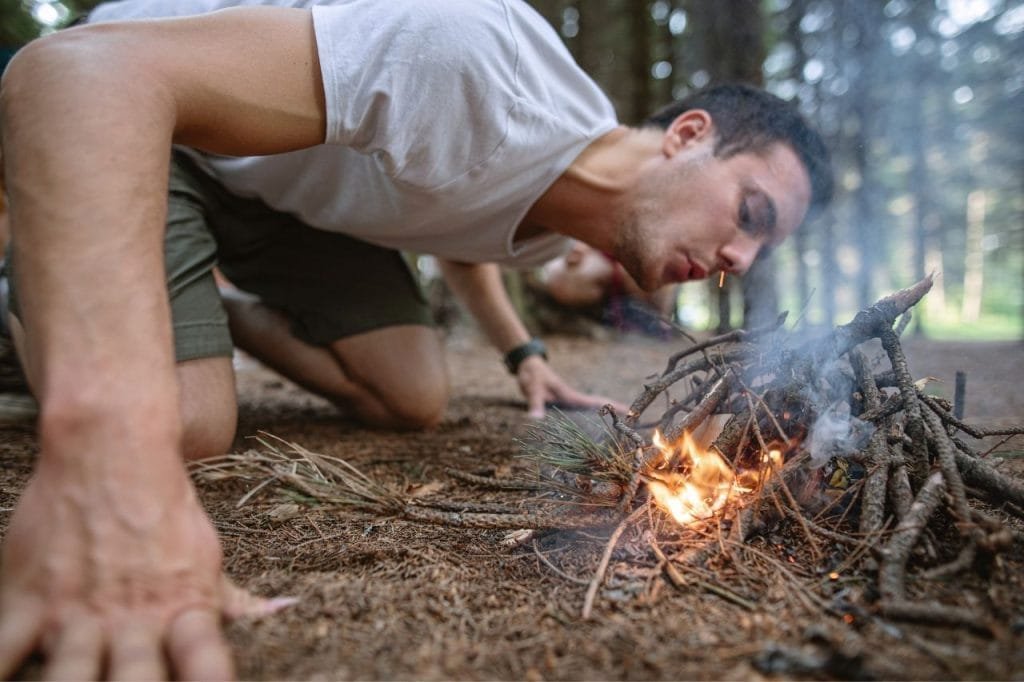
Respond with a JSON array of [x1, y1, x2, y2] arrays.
[[532, 539, 590, 585], [664, 372, 734, 443], [661, 313, 787, 375], [625, 348, 749, 426], [648, 532, 756, 610], [919, 392, 1024, 439], [582, 505, 646, 619], [443, 467, 549, 491]]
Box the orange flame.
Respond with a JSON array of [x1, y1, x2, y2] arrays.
[[647, 430, 782, 526]]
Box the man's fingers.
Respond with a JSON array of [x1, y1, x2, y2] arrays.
[[107, 622, 165, 682], [0, 600, 43, 680], [40, 620, 103, 681], [167, 610, 234, 682], [220, 576, 298, 620], [526, 385, 548, 419], [552, 386, 625, 413], [571, 392, 628, 414]]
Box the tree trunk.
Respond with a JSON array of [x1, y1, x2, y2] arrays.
[[908, 60, 931, 337], [961, 189, 986, 323], [524, 0, 564, 28], [821, 208, 839, 327], [628, 0, 652, 125], [785, 0, 811, 326], [715, 278, 733, 333], [696, 0, 768, 331], [909, 54, 937, 335], [923, 221, 947, 324]]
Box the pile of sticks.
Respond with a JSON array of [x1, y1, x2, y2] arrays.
[[558, 275, 1024, 628]]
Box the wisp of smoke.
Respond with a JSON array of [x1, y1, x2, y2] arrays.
[[807, 399, 875, 467]]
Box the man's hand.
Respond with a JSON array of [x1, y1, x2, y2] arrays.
[[435, 261, 630, 419], [0, 459, 285, 680], [515, 354, 628, 419]]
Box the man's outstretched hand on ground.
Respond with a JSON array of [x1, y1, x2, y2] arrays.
[[516, 354, 629, 419], [0, 455, 286, 680]]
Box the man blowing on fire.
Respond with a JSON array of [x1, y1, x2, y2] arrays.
[[0, 0, 832, 678]]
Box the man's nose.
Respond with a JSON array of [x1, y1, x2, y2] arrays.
[[719, 234, 761, 275]]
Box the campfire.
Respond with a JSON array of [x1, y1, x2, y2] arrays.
[[645, 429, 783, 526], [194, 275, 1024, 635]]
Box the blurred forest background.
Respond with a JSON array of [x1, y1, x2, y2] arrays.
[[1, 0, 1022, 339]]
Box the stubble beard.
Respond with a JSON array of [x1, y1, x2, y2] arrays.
[[612, 207, 658, 292], [612, 157, 699, 293]]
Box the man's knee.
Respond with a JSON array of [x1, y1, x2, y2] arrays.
[[330, 327, 450, 431], [177, 356, 237, 460], [333, 361, 448, 431], [373, 370, 449, 430], [182, 410, 236, 461]]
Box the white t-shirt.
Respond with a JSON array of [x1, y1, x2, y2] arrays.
[[89, 0, 619, 266]]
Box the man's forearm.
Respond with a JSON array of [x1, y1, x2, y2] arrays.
[[2, 30, 183, 458], [437, 259, 532, 354], [437, 259, 623, 417]]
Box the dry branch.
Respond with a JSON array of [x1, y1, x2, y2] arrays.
[[808, 275, 934, 366], [878, 471, 946, 602], [192, 435, 620, 531]]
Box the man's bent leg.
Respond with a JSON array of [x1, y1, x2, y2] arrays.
[[204, 171, 445, 430], [177, 356, 237, 460], [328, 324, 448, 429], [6, 313, 237, 460], [224, 290, 447, 430]]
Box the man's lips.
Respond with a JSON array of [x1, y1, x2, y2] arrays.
[[662, 260, 688, 284], [664, 258, 707, 284]]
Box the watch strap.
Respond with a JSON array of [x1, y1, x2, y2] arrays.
[[504, 339, 548, 374]]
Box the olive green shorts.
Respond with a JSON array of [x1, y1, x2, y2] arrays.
[[6, 150, 433, 361]]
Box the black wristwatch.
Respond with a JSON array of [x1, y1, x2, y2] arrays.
[[504, 338, 548, 374]]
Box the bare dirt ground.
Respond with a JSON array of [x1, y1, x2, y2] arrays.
[[2, 332, 1023, 680]]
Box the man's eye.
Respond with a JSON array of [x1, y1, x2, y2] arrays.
[[739, 199, 768, 238], [739, 201, 757, 234]]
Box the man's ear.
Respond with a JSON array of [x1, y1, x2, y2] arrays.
[[663, 109, 714, 157]]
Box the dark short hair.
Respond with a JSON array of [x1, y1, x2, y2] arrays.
[[644, 83, 834, 211]]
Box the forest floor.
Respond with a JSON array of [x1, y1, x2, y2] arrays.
[[1, 331, 1023, 680]]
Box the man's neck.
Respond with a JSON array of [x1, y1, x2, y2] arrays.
[[515, 125, 662, 251]]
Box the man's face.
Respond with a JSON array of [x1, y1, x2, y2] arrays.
[[613, 115, 812, 292]]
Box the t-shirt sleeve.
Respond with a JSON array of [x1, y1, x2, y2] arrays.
[[311, 1, 518, 189]]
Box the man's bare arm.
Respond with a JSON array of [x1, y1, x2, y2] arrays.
[[2, 6, 327, 424], [0, 8, 325, 679], [437, 260, 623, 417]]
